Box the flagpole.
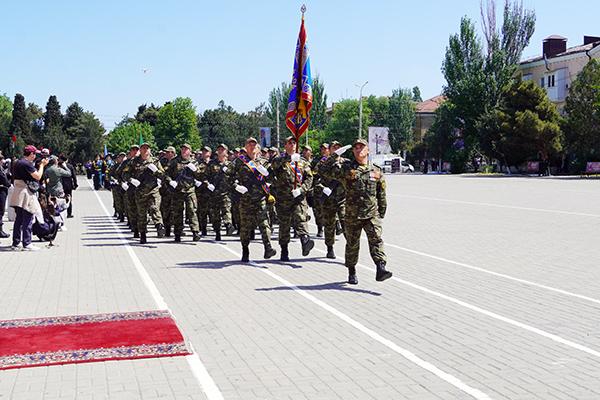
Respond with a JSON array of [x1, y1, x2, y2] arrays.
[[295, 4, 306, 154]]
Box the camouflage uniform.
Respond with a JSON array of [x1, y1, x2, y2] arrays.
[[206, 158, 233, 239], [321, 141, 390, 283], [109, 159, 125, 221], [158, 155, 174, 235], [120, 157, 139, 234], [230, 154, 275, 259], [166, 156, 204, 241], [129, 155, 165, 238], [314, 156, 347, 255], [195, 158, 212, 235], [310, 157, 324, 234], [269, 153, 314, 259]]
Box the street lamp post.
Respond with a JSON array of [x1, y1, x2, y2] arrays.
[[356, 81, 368, 139]]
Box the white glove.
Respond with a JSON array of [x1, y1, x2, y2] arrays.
[[147, 163, 158, 173], [235, 185, 248, 194], [156, 179, 162, 186], [291, 153, 301, 162], [130, 178, 141, 187], [186, 163, 197, 172], [334, 145, 352, 156], [256, 165, 269, 176], [110, 178, 117, 184], [222, 166, 228, 173], [292, 188, 302, 198], [194, 179, 202, 187], [323, 187, 332, 197], [121, 182, 129, 191], [207, 183, 215, 192], [169, 180, 178, 189]]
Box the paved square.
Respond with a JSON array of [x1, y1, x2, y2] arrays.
[[1, 174, 599, 399]]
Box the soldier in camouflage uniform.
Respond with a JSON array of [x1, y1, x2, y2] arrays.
[[269, 136, 315, 261], [321, 139, 391, 285], [129, 143, 166, 244], [195, 146, 212, 236], [110, 152, 126, 222], [120, 144, 141, 237], [230, 137, 276, 262], [329, 141, 346, 236], [311, 144, 328, 237], [206, 144, 234, 241], [165, 144, 204, 242], [159, 146, 177, 237]]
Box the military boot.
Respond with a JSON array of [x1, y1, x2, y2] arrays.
[[264, 244, 276, 259], [300, 235, 314, 256], [375, 262, 392, 282], [119, 214, 125, 223], [133, 229, 139, 239], [156, 224, 165, 238], [140, 232, 147, 244], [164, 225, 171, 237], [280, 244, 290, 262], [225, 223, 235, 236], [241, 245, 250, 262], [215, 231, 222, 241], [348, 267, 358, 285], [174, 233, 181, 243], [192, 232, 201, 242], [326, 245, 336, 259], [316, 225, 323, 237]]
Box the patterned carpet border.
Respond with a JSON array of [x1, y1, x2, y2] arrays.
[[0, 342, 190, 370], [0, 310, 171, 329]]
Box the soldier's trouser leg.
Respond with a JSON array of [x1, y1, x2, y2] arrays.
[[221, 195, 232, 226], [137, 195, 149, 233], [322, 206, 337, 247], [146, 192, 162, 227], [257, 201, 272, 246], [344, 219, 363, 269], [127, 191, 138, 228], [292, 201, 310, 236], [276, 204, 292, 245], [171, 194, 185, 234], [364, 217, 387, 265], [337, 201, 346, 229], [160, 192, 172, 227], [240, 200, 271, 247], [185, 192, 200, 233]]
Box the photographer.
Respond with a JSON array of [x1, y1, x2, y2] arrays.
[[59, 155, 77, 218], [0, 151, 10, 238], [8, 145, 48, 251]]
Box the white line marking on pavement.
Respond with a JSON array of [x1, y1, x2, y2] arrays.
[[308, 222, 600, 306], [391, 194, 600, 218], [381, 241, 600, 306], [88, 181, 224, 400], [314, 248, 600, 359], [217, 244, 493, 400]]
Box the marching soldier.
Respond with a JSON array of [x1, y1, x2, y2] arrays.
[[121, 144, 141, 236], [329, 141, 346, 235], [195, 145, 212, 236], [129, 143, 166, 244], [269, 136, 315, 261], [321, 139, 392, 285], [109, 152, 126, 222], [207, 144, 235, 241], [231, 137, 276, 262], [312, 143, 329, 237], [159, 146, 177, 236], [166, 144, 204, 242]]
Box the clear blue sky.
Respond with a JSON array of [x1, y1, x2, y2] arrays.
[[2, 0, 599, 130]]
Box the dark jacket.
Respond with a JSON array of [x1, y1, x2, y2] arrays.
[[0, 168, 10, 194], [61, 162, 78, 193]]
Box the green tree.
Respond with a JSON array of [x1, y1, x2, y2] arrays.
[[310, 75, 329, 130], [43, 95, 70, 153], [135, 103, 160, 126], [63, 102, 84, 132], [412, 86, 423, 102], [0, 94, 13, 155], [564, 59, 600, 165], [155, 97, 201, 150], [493, 80, 563, 166], [266, 82, 291, 147], [326, 99, 372, 145], [388, 88, 416, 152], [198, 101, 242, 149], [69, 112, 106, 162], [425, 102, 461, 171], [106, 121, 155, 155], [27, 103, 44, 145], [9, 94, 30, 145]]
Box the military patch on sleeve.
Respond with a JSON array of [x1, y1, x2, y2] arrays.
[[370, 169, 382, 181], [349, 169, 358, 180]]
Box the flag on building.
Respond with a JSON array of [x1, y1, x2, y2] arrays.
[[285, 8, 313, 143]]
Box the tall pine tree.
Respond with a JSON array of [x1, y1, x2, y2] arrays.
[[43, 95, 69, 154], [9, 94, 31, 144]]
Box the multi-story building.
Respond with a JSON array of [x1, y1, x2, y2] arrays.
[[519, 35, 600, 112], [414, 95, 445, 142]]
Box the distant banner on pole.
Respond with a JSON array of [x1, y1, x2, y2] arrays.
[[368, 127, 392, 155], [259, 128, 271, 148]]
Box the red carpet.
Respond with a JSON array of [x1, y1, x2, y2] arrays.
[[0, 310, 191, 370]]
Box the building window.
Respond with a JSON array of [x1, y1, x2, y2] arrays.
[[547, 74, 555, 88], [540, 77, 545, 88], [523, 73, 533, 81]]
